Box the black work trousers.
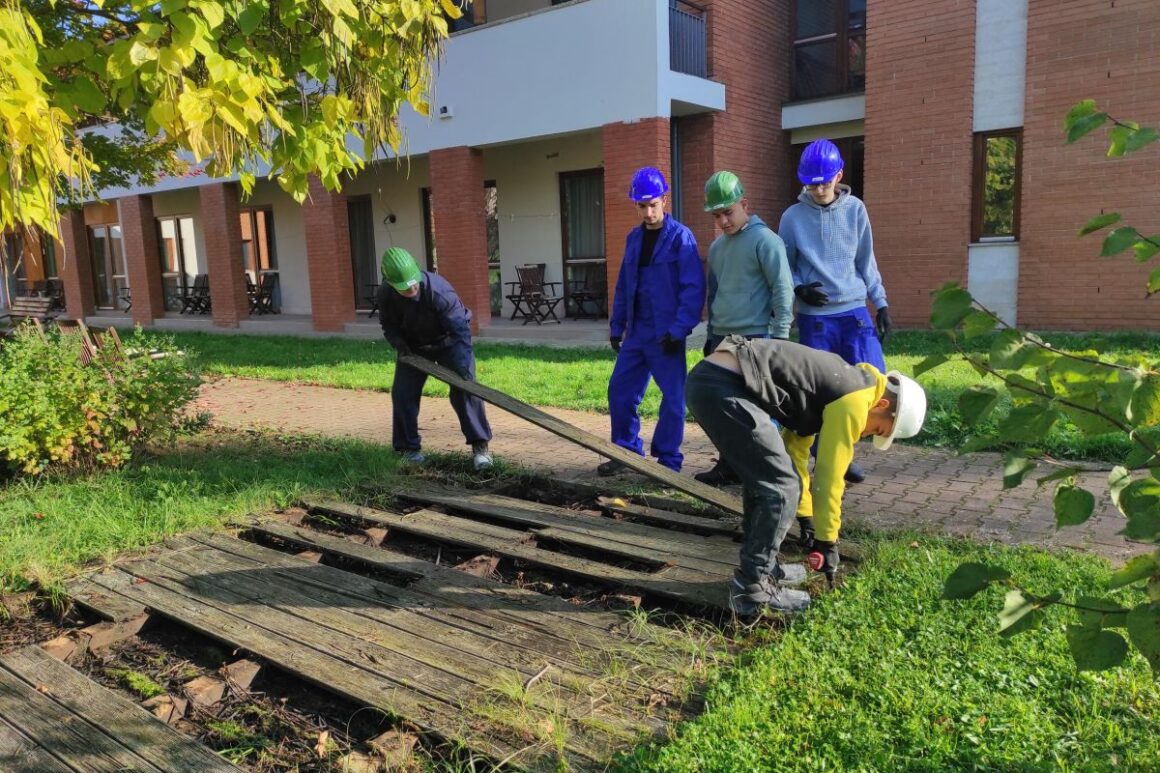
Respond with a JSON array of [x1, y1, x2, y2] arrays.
[[392, 342, 492, 452], [685, 361, 799, 583]]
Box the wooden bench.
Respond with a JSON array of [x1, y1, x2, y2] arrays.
[[0, 296, 56, 335]]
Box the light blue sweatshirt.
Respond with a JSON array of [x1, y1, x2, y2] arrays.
[[706, 214, 794, 339], [779, 185, 887, 316]]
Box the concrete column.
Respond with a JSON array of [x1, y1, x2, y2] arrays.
[[118, 195, 166, 325], [303, 177, 356, 332], [601, 118, 673, 312], [199, 182, 250, 328], [429, 146, 491, 334], [57, 209, 95, 319]]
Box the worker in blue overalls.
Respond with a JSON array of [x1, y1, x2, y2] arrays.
[[377, 248, 494, 471], [598, 167, 706, 475]]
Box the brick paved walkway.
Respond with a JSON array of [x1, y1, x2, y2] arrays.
[[193, 378, 1147, 562]]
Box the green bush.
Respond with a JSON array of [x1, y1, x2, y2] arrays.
[[0, 326, 200, 476]]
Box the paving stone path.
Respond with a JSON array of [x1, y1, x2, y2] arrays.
[[193, 378, 1147, 562]]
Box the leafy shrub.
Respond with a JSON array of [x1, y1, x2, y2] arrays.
[[0, 326, 200, 475]]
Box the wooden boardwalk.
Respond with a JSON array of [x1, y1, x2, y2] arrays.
[[0, 644, 239, 772]]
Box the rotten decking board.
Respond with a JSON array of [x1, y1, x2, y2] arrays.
[[0, 646, 238, 773], [596, 497, 744, 537], [0, 718, 72, 773], [310, 501, 731, 609], [398, 487, 740, 575], [61, 576, 148, 622], [399, 354, 743, 515]]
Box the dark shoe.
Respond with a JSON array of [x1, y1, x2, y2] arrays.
[[597, 459, 626, 476], [773, 562, 808, 587], [694, 459, 740, 486], [844, 461, 865, 484], [728, 574, 811, 617]]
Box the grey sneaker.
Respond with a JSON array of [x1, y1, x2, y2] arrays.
[[729, 575, 811, 617], [773, 562, 808, 587], [401, 449, 425, 464], [472, 442, 493, 471]]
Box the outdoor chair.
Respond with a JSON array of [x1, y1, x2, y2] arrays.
[[505, 263, 562, 325], [179, 274, 211, 314], [45, 278, 65, 311], [364, 283, 381, 318], [568, 273, 607, 320], [251, 273, 279, 315]]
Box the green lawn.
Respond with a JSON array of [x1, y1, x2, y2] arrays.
[[621, 537, 1159, 772], [160, 328, 1159, 462]]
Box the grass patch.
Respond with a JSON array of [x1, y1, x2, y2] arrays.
[[108, 668, 167, 699], [621, 537, 1159, 772], [159, 329, 1159, 462], [0, 430, 402, 594]]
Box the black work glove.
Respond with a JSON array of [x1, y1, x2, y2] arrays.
[[661, 333, 683, 355], [807, 540, 840, 576], [609, 336, 622, 353], [875, 306, 893, 344], [394, 341, 413, 357], [794, 281, 829, 307], [796, 517, 816, 552]]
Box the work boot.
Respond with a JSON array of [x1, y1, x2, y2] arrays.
[[694, 458, 740, 486], [773, 562, 808, 587], [401, 449, 425, 464], [844, 461, 865, 484], [596, 459, 626, 476], [728, 574, 811, 617], [472, 442, 493, 471]]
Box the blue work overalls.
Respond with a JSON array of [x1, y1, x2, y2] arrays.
[[378, 273, 492, 452], [607, 216, 706, 471]]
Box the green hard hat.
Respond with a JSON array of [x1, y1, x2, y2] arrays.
[[703, 170, 745, 212], [381, 247, 422, 292]]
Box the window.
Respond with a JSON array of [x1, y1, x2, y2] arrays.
[[88, 223, 128, 310], [484, 180, 501, 315], [559, 168, 606, 319], [420, 187, 437, 272], [972, 130, 1022, 242], [240, 207, 277, 279], [157, 216, 199, 311], [792, 0, 866, 100]]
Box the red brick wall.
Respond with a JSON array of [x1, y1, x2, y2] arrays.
[[57, 210, 95, 319], [863, 0, 976, 327], [602, 118, 671, 311], [429, 146, 490, 334], [118, 194, 166, 325], [676, 0, 795, 253], [303, 177, 356, 332], [1018, 0, 1160, 330], [199, 183, 250, 328]]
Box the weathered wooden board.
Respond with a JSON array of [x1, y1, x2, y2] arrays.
[[0, 717, 72, 773], [61, 576, 148, 622], [596, 496, 744, 537], [309, 500, 730, 609], [0, 646, 238, 773], [399, 354, 744, 515], [398, 486, 739, 574]]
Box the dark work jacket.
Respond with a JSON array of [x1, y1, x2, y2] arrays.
[[609, 215, 706, 342], [378, 272, 473, 369], [715, 335, 878, 437]]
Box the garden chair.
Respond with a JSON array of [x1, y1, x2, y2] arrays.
[[506, 263, 562, 325], [252, 273, 279, 314]]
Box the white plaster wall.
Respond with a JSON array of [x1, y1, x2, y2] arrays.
[[973, 0, 1028, 132], [968, 243, 1019, 326], [483, 132, 603, 317], [790, 120, 864, 145], [344, 157, 432, 279], [782, 94, 865, 131]]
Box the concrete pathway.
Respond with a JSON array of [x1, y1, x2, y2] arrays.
[[193, 378, 1147, 562]]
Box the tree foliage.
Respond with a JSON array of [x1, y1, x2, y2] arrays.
[[0, 0, 462, 234], [929, 102, 1160, 674]]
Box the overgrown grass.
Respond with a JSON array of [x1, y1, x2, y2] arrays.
[[621, 537, 1159, 772], [160, 329, 1160, 462], [0, 430, 402, 594]]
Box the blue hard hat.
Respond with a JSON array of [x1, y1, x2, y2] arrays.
[[797, 139, 844, 185], [629, 167, 669, 201]]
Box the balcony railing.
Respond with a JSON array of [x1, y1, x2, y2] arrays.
[[670, 1, 707, 78]]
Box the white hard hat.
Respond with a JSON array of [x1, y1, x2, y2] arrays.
[[874, 371, 927, 451]]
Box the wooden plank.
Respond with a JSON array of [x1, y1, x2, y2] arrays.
[[237, 525, 636, 647], [399, 353, 743, 516], [311, 501, 730, 610], [533, 527, 732, 580], [0, 656, 166, 773], [149, 546, 662, 743], [1, 646, 239, 772], [596, 497, 743, 537], [0, 717, 72, 773], [61, 575, 148, 622], [397, 487, 740, 571], [85, 567, 527, 765]]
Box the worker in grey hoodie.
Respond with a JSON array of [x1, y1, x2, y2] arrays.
[[695, 170, 795, 486], [780, 138, 891, 497]]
